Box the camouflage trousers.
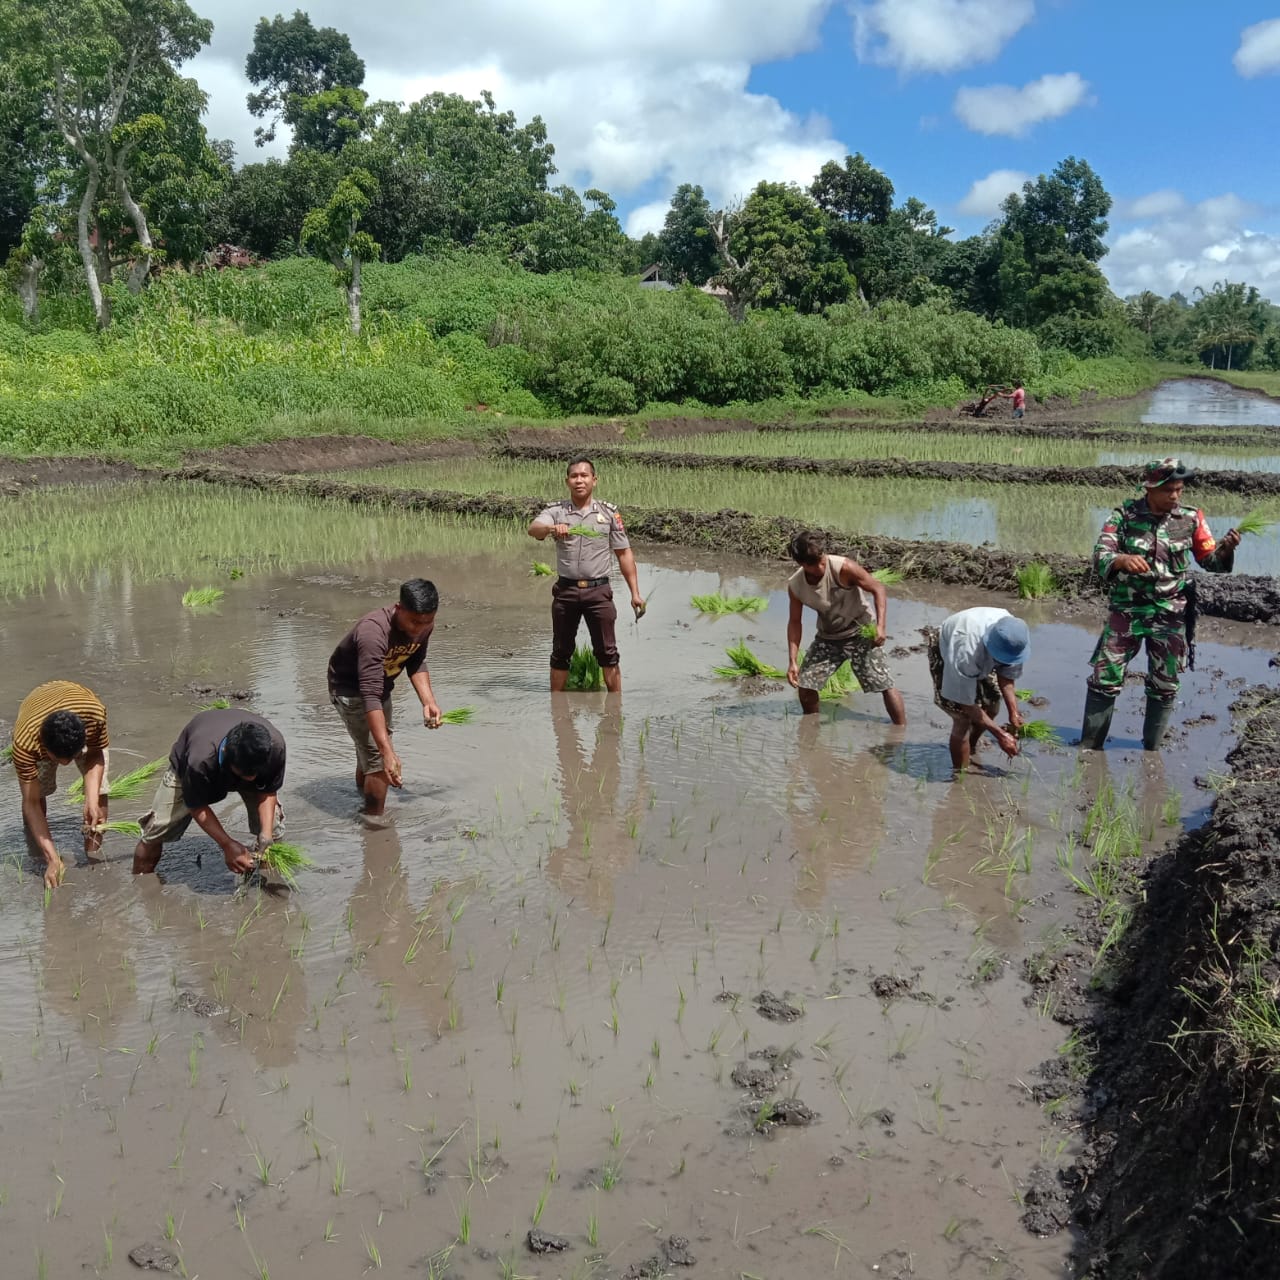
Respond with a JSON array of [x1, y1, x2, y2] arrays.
[[1087, 608, 1187, 703]]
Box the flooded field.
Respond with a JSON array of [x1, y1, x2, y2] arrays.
[[3, 480, 1277, 1280], [328, 457, 1280, 578]]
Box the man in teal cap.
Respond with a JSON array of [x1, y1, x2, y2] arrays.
[[1081, 457, 1241, 751]]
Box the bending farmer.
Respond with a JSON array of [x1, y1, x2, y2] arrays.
[[926, 608, 1030, 773], [785, 532, 907, 725], [328, 578, 442, 817], [528, 456, 644, 693], [133, 709, 285, 875], [1081, 458, 1239, 752], [10, 680, 110, 888]]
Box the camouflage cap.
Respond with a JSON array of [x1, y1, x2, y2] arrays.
[[1143, 457, 1196, 488]]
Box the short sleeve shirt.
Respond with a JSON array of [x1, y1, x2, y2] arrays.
[[10, 681, 109, 782], [534, 498, 629, 579], [938, 607, 1023, 705], [170, 709, 287, 809]]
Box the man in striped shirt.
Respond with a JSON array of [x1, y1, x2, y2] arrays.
[[9, 680, 110, 888]]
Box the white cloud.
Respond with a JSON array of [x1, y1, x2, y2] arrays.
[[851, 0, 1034, 74], [957, 168, 1029, 216], [1104, 192, 1280, 299], [953, 71, 1091, 137], [187, 1, 844, 217], [1117, 189, 1186, 220], [1234, 17, 1280, 77], [625, 200, 671, 238]]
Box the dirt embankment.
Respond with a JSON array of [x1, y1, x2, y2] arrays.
[[498, 443, 1280, 499], [0, 456, 144, 492], [182, 435, 485, 473], [1067, 689, 1280, 1278], [165, 465, 1280, 624]]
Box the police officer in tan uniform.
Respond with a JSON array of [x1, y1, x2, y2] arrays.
[[529, 456, 645, 693]]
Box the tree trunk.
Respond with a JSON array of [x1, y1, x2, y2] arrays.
[[1226, 345, 1233, 371], [17, 257, 42, 321], [347, 254, 362, 335], [116, 171, 154, 294], [77, 171, 110, 329]]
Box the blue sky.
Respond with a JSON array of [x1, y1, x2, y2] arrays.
[[191, 0, 1280, 297]]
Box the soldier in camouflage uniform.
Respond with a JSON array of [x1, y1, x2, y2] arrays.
[[1080, 458, 1241, 751]]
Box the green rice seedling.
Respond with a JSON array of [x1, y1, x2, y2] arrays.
[[1016, 562, 1057, 600], [565, 525, 603, 537], [871, 567, 904, 585], [362, 1230, 382, 1269], [1015, 688, 1038, 701], [182, 586, 225, 609], [530, 560, 554, 576], [567, 645, 604, 691], [713, 640, 786, 680], [200, 698, 232, 710], [599, 1160, 621, 1191], [858, 622, 878, 641], [690, 593, 768, 615], [1, 744, 12, 763], [68, 756, 165, 804], [1018, 720, 1062, 744], [258, 842, 314, 887], [1235, 510, 1274, 537], [94, 820, 144, 837], [438, 707, 476, 725], [456, 1198, 471, 1244], [819, 661, 860, 701]]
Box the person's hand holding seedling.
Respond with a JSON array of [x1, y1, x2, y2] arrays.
[[423, 700, 442, 729]]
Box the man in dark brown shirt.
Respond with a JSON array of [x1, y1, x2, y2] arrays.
[[327, 578, 443, 817]]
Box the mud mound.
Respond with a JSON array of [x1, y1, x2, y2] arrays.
[[165, 465, 1280, 625], [184, 435, 485, 473], [1069, 688, 1280, 1278], [497, 443, 1280, 498]]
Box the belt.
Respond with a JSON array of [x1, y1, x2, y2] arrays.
[[558, 576, 609, 588]]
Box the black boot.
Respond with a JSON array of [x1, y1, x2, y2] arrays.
[[1142, 698, 1175, 751], [1079, 689, 1116, 749]]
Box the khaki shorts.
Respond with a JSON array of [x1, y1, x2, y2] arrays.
[[36, 747, 111, 800], [331, 694, 393, 775], [139, 769, 284, 845]]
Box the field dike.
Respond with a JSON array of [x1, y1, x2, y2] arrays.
[[1064, 688, 1280, 1278], [167, 464, 1280, 622], [497, 442, 1280, 499]]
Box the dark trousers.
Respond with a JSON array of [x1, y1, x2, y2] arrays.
[[551, 582, 618, 669]]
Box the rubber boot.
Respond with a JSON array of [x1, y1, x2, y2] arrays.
[[1142, 698, 1176, 752], [1078, 688, 1116, 749]]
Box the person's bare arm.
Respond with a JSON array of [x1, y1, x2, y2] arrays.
[[409, 669, 441, 727], [79, 748, 107, 830], [962, 703, 1019, 758], [364, 706, 402, 785], [785, 591, 805, 687], [840, 559, 888, 644], [615, 547, 644, 615], [190, 805, 254, 873], [530, 517, 570, 541], [253, 794, 279, 849], [998, 675, 1023, 731], [19, 776, 64, 886]]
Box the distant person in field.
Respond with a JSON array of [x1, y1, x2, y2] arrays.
[[10, 680, 111, 888], [1080, 458, 1240, 753], [1000, 380, 1026, 418], [528, 456, 645, 693], [925, 608, 1030, 774], [785, 532, 906, 725], [328, 578, 443, 818], [133, 709, 285, 876]]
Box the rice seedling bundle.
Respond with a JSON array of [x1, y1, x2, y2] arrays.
[[1235, 510, 1274, 537], [1016, 562, 1057, 600], [258, 841, 314, 886], [871, 567, 904, 585], [438, 707, 476, 725], [1015, 688, 1038, 701], [199, 698, 231, 710], [819, 661, 860, 700], [565, 525, 603, 538], [531, 560, 554, 576], [1, 743, 11, 763], [690, 593, 767, 615], [713, 640, 787, 680], [67, 756, 166, 804], [567, 645, 604, 691], [182, 586, 225, 609], [95, 820, 144, 837], [859, 622, 878, 641], [1018, 719, 1062, 744]]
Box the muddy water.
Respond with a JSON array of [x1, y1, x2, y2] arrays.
[[1104, 377, 1280, 428], [3, 511, 1276, 1280]]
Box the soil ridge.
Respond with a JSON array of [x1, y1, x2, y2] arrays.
[[163, 465, 1280, 624], [1067, 688, 1280, 1278]]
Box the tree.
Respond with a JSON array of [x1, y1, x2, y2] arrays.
[[514, 186, 626, 273], [0, 0, 213, 326], [1191, 281, 1269, 370], [301, 166, 379, 334], [657, 183, 718, 284], [1003, 156, 1111, 264], [1125, 290, 1162, 334], [809, 153, 893, 226], [245, 10, 365, 149]]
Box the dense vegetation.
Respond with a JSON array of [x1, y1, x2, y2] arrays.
[[0, 1, 1275, 456]]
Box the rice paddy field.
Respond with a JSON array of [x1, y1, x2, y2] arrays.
[[1, 378, 1277, 1279]]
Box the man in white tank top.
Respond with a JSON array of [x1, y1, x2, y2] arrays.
[[785, 531, 907, 725]]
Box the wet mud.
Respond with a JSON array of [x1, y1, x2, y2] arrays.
[[498, 441, 1280, 499], [1064, 688, 1280, 1278], [166, 464, 1280, 622]]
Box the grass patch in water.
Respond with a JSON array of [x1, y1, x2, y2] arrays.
[[1016, 562, 1058, 599], [690, 593, 767, 615], [182, 586, 225, 609], [714, 641, 786, 680]]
